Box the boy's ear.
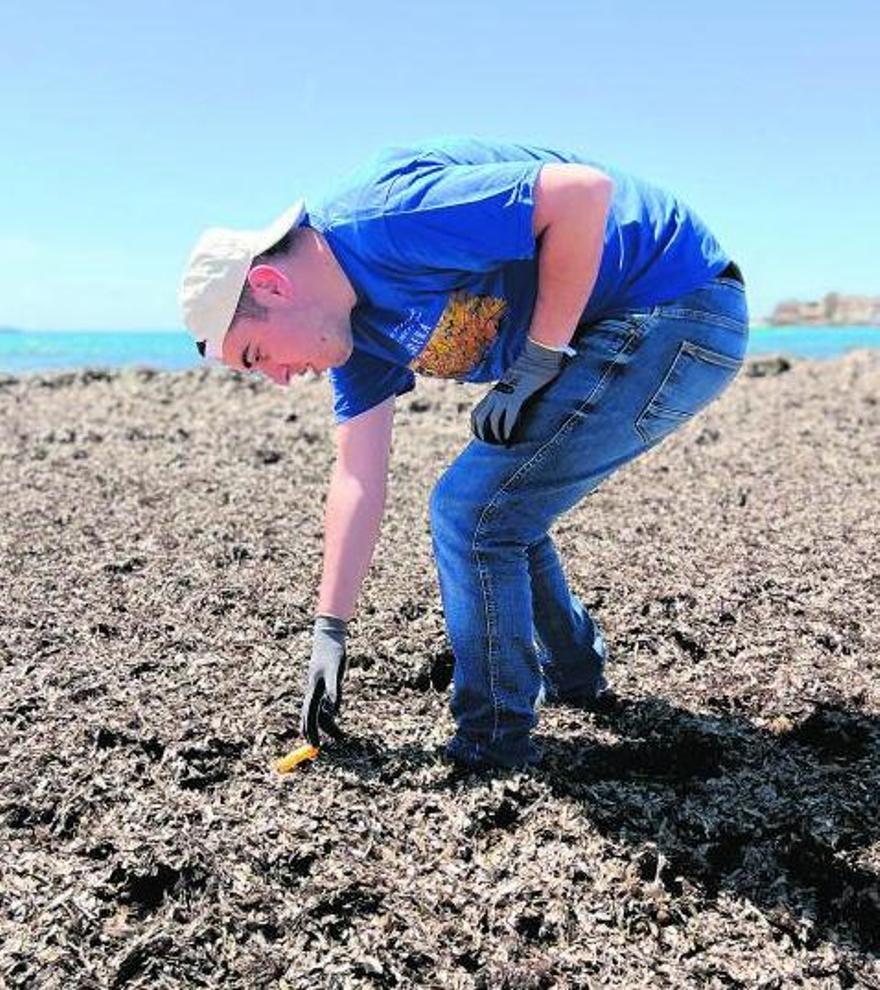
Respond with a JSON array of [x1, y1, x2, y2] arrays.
[[247, 264, 292, 299]]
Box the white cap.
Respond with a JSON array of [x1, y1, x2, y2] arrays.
[[178, 200, 306, 359]]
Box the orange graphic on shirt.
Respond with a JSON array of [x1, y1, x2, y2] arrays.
[[410, 291, 507, 378]]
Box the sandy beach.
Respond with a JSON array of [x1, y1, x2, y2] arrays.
[[1, 350, 878, 988]]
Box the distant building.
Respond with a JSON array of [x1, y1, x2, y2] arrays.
[[767, 293, 880, 326]]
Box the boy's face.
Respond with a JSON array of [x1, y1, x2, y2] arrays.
[[222, 314, 320, 386], [220, 307, 353, 387]]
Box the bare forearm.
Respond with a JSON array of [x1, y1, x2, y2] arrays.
[[529, 166, 613, 350], [315, 463, 386, 621]]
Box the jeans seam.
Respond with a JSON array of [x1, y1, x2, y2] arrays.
[[682, 339, 743, 369], [653, 308, 746, 332], [473, 546, 501, 746]]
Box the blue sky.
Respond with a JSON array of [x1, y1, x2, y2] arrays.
[[1, 0, 876, 329]]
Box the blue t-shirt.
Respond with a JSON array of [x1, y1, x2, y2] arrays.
[[307, 136, 730, 423]]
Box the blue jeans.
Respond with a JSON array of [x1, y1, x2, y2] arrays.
[[429, 272, 749, 768]]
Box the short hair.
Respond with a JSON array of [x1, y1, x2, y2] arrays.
[[230, 225, 306, 325]]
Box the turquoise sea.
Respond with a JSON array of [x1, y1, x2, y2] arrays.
[[1, 326, 879, 375]]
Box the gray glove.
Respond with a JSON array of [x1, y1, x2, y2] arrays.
[[299, 614, 348, 747], [471, 337, 575, 445]]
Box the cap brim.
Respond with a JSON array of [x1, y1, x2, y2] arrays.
[[251, 200, 306, 256], [201, 338, 224, 360]]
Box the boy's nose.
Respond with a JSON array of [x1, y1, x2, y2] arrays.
[[263, 362, 291, 386]]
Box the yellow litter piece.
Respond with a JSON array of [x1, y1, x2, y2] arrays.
[[274, 744, 320, 774]]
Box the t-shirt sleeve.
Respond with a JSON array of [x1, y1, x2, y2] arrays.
[[329, 349, 416, 424], [381, 160, 542, 273]]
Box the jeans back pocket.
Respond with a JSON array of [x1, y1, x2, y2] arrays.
[[635, 340, 743, 445]]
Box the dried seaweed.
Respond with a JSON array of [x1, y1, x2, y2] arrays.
[[1, 353, 879, 988]]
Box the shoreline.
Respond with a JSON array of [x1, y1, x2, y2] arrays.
[[2, 341, 880, 385]]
